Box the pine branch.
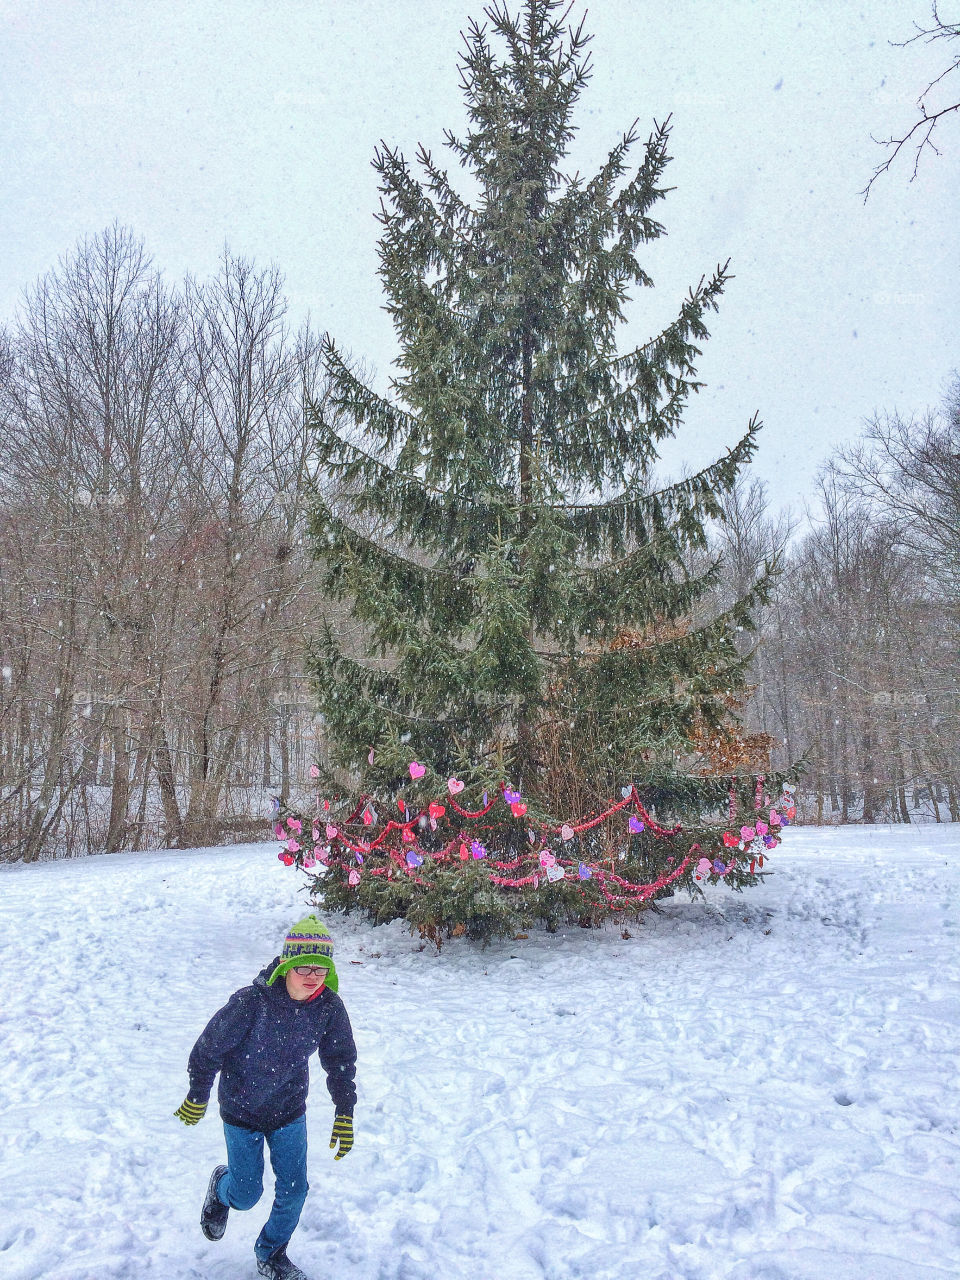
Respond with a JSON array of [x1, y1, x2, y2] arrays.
[[319, 337, 417, 444], [553, 419, 761, 555], [566, 550, 724, 641]]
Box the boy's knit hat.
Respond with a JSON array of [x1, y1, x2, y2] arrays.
[[266, 914, 339, 992]]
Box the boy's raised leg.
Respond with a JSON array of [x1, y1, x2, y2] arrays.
[[200, 1165, 228, 1241]]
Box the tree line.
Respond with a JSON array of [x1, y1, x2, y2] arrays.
[[722, 385, 960, 824], [1, 225, 957, 859], [0, 226, 335, 860]]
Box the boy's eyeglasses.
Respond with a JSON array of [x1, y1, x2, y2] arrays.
[[292, 966, 326, 977]]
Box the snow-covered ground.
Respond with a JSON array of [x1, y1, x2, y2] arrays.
[[1, 826, 958, 1280]]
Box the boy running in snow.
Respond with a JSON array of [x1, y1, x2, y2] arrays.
[[175, 915, 357, 1280]]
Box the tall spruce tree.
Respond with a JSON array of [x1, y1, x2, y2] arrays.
[[299, 0, 785, 942]]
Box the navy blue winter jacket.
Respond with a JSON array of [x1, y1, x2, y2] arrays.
[[186, 959, 357, 1131]]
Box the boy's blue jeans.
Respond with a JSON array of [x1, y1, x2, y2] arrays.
[[217, 1115, 309, 1261]]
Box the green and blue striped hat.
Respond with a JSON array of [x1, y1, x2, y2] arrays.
[[267, 914, 339, 992]]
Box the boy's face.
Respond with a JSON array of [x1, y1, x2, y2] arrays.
[[285, 965, 327, 1001]]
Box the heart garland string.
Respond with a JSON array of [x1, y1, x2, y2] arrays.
[[277, 760, 789, 907]]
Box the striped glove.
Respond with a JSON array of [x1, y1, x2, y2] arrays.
[[175, 1097, 207, 1126], [329, 1113, 354, 1160]]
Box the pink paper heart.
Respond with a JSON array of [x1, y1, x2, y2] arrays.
[[348, 868, 360, 886], [409, 761, 426, 780], [560, 824, 575, 841], [368, 749, 375, 765], [309, 764, 320, 778], [740, 825, 756, 841], [362, 809, 373, 826], [447, 777, 465, 795], [697, 857, 712, 877], [539, 851, 557, 868], [755, 820, 768, 835], [325, 824, 338, 840], [286, 839, 300, 853]]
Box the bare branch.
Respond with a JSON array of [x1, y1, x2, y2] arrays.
[[862, 3, 960, 198]]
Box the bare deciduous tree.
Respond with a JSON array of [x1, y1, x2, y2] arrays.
[[0, 230, 331, 860]]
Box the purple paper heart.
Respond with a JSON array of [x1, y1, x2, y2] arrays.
[[628, 815, 644, 834]]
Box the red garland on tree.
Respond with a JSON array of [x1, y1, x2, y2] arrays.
[[273, 764, 794, 934]]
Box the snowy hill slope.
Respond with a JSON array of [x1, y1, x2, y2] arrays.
[[1, 827, 958, 1280]]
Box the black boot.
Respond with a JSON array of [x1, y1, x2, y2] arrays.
[[256, 1243, 309, 1280], [200, 1165, 229, 1241]]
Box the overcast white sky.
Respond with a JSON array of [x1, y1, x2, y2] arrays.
[[2, 0, 958, 515]]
